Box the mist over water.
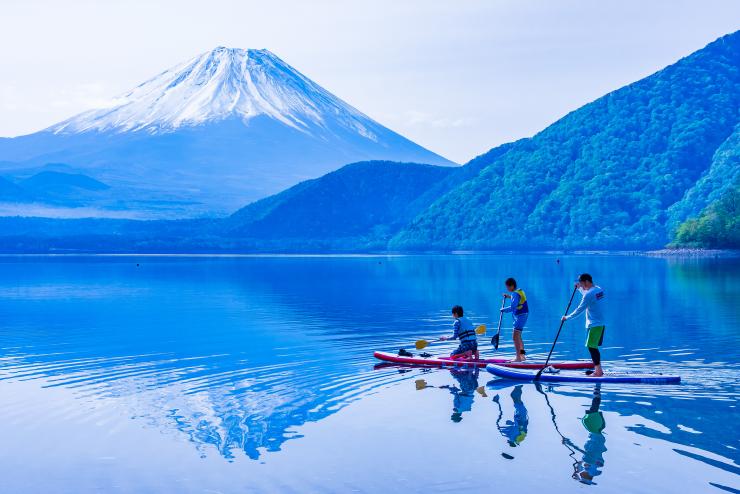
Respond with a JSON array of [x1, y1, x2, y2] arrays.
[[0, 254, 737, 492]]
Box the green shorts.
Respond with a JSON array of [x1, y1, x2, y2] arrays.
[[586, 326, 605, 349]]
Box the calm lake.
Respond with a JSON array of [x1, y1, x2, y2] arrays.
[[0, 254, 737, 493]]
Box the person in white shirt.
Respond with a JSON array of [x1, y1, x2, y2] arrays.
[[562, 273, 606, 377]]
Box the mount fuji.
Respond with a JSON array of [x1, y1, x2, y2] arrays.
[[0, 47, 453, 218]]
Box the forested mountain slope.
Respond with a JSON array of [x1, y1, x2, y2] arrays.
[[390, 31, 740, 250], [668, 121, 740, 229], [224, 161, 455, 250], [672, 178, 739, 248]]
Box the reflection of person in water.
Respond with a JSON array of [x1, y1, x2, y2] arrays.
[[441, 368, 480, 422], [536, 383, 608, 484], [573, 385, 607, 484], [493, 385, 529, 447]]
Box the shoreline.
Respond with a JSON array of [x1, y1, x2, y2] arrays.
[[0, 249, 737, 258], [644, 248, 740, 258]]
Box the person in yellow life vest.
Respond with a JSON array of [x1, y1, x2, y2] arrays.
[[500, 385, 528, 447], [501, 277, 529, 362]]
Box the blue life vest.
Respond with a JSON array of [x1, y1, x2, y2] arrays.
[[455, 317, 477, 341]]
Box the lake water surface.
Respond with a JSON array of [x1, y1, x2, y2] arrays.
[[0, 254, 737, 493]]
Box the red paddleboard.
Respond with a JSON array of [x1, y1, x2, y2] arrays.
[[373, 351, 594, 370]]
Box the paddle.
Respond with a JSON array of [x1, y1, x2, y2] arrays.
[[415, 378, 430, 390], [534, 285, 579, 380], [534, 382, 582, 473], [415, 378, 486, 396], [491, 295, 507, 350], [415, 324, 487, 350]]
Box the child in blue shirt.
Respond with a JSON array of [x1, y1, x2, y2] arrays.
[[441, 305, 479, 360]]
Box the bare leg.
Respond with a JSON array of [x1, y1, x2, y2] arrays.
[[588, 347, 604, 376], [517, 330, 526, 361], [513, 330, 525, 361], [510, 330, 520, 361]]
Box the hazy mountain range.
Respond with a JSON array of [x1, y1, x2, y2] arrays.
[[0, 47, 452, 218], [0, 31, 737, 252]]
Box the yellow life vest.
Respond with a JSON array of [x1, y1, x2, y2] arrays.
[[514, 289, 529, 315]]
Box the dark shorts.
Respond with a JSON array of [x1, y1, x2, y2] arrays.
[[451, 340, 478, 356]]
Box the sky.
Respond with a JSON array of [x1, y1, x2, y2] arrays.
[[1, 0, 738, 163]]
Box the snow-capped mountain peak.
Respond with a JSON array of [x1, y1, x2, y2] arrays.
[[50, 47, 377, 139]]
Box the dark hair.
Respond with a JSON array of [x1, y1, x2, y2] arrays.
[[451, 305, 464, 317], [578, 273, 593, 283], [505, 277, 517, 288]]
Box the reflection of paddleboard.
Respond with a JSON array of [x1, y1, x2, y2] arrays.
[[373, 351, 595, 370], [486, 364, 681, 384]]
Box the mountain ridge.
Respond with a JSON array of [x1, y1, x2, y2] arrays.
[[0, 47, 453, 218], [389, 30, 740, 250]]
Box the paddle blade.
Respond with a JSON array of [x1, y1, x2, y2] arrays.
[[491, 333, 500, 350], [475, 324, 487, 335], [415, 379, 428, 390], [476, 385, 488, 397], [415, 339, 430, 350]]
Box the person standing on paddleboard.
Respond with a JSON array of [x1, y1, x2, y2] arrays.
[[500, 278, 529, 362], [440, 305, 479, 360], [562, 273, 606, 377]]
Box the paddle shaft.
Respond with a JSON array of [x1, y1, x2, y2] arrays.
[[420, 336, 497, 349], [415, 338, 444, 350], [535, 285, 579, 379], [493, 295, 506, 349], [416, 325, 486, 349], [534, 382, 583, 463]]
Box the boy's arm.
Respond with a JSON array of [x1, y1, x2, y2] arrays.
[[450, 319, 461, 340], [501, 292, 519, 313], [565, 292, 589, 320], [441, 320, 460, 341]]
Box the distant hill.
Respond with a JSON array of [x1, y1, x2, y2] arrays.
[[0, 176, 30, 202], [0, 170, 111, 212], [224, 161, 456, 250], [21, 171, 109, 192], [390, 31, 740, 250]]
